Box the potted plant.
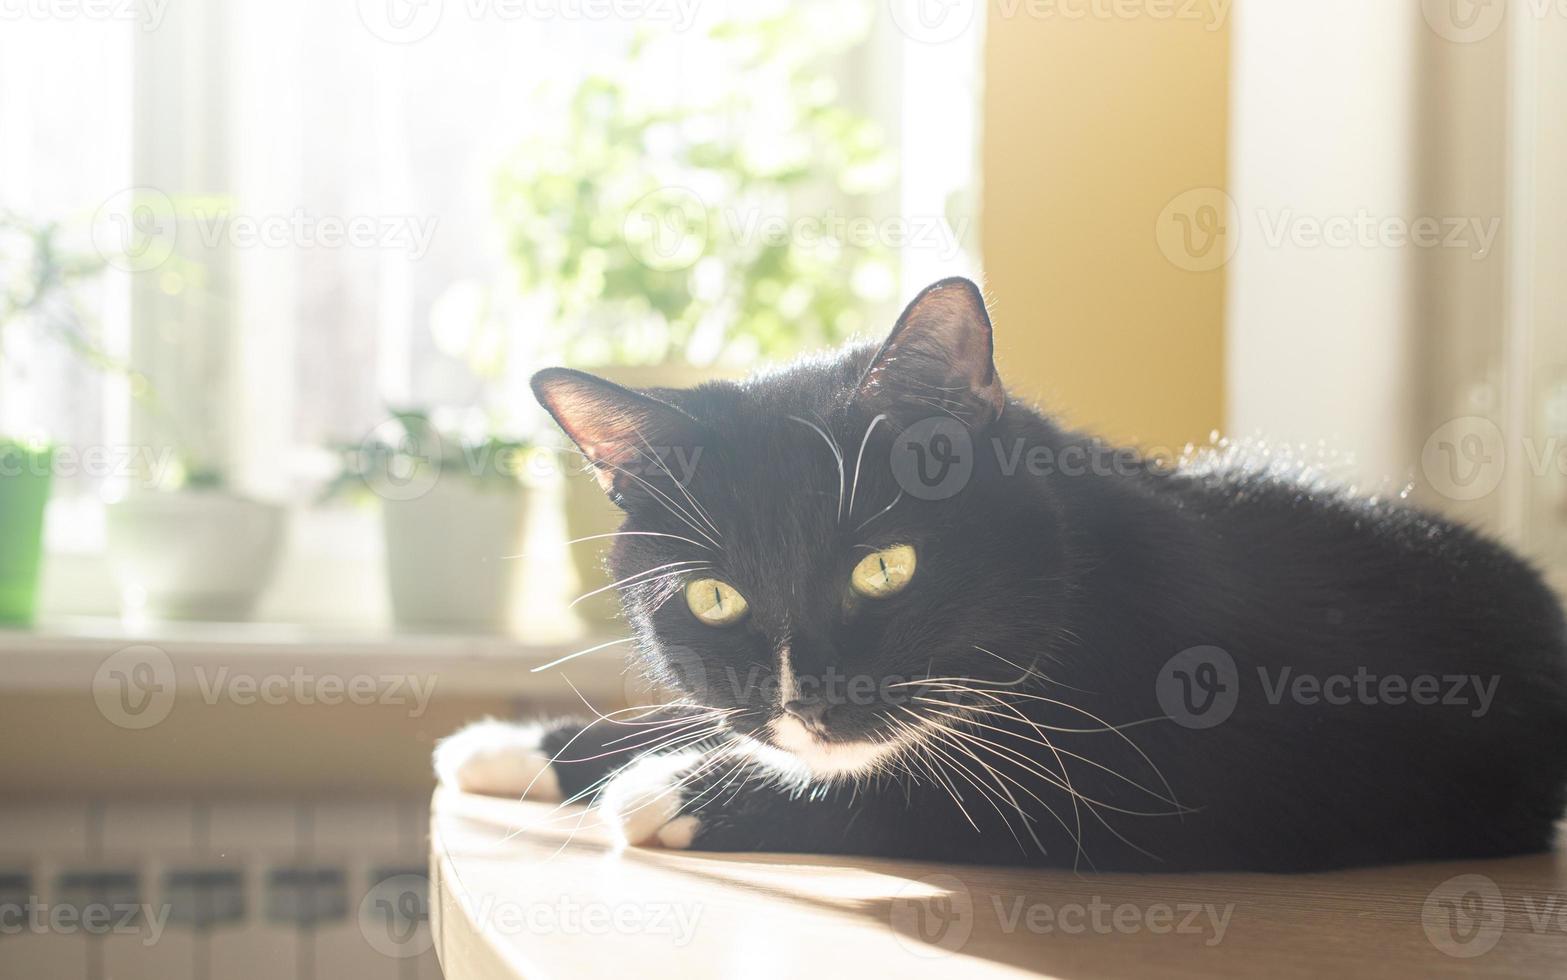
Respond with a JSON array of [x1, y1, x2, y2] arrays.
[[0, 211, 115, 626], [104, 463, 288, 622], [493, 5, 897, 620], [330, 410, 535, 634]]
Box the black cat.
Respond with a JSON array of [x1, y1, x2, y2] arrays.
[[436, 277, 1567, 871]]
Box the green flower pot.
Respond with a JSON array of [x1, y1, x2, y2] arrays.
[[0, 441, 53, 626]]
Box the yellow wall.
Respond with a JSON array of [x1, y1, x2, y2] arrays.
[[981, 10, 1229, 451]]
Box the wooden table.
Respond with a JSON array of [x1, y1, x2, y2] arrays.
[[429, 789, 1567, 978]]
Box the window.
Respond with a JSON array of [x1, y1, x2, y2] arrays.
[[1, 0, 982, 624]]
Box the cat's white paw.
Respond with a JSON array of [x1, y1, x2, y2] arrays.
[[599, 752, 703, 849], [434, 720, 561, 801]]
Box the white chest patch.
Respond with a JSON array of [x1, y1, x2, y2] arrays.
[[768, 716, 903, 779]]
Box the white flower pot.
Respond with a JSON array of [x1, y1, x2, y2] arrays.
[[381, 476, 530, 633], [107, 490, 287, 621]]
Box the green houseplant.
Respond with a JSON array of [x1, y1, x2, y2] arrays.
[[494, 3, 897, 622], [331, 410, 538, 634], [0, 211, 115, 625]]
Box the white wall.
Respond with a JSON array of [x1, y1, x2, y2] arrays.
[[1226, 2, 1419, 488]]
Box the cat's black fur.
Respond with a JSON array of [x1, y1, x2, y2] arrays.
[[530, 277, 1567, 871]]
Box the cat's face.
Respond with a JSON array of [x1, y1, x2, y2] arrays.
[[535, 278, 1067, 781]]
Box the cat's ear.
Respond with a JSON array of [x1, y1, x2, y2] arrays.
[[853, 276, 1004, 425], [531, 368, 703, 501]]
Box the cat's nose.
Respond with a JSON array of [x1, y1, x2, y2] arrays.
[[783, 698, 832, 729]]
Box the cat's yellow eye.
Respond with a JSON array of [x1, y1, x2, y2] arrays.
[[851, 544, 917, 599], [685, 578, 749, 626]]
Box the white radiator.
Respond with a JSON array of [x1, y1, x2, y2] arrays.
[[0, 800, 443, 980]]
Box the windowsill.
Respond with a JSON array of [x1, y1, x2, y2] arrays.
[[0, 615, 627, 700]]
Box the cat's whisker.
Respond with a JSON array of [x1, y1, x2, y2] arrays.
[[940, 685, 1184, 813], [974, 645, 1095, 694], [846, 412, 888, 521], [522, 720, 739, 837], [788, 414, 845, 525], [915, 699, 1184, 821], [597, 710, 740, 752], [911, 685, 1171, 734], [589, 739, 740, 832], [609, 566, 711, 605], [918, 697, 1090, 868], [561, 720, 734, 767], [909, 394, 968, 424], [559, 445, 722, 551], [906, 378, 968, 393], [935, 719, 1145, 869], [890, 671, 1034, 690], [530, 636, 638, 673], [562, 674, 731, 729], [633, 433, 724, 543], [903, 708, 1080, 861], [854, 489, 903, 531], [918, 698, 1188, 809], [560, 530, 716, 552], [921, 703, 1191, 815], [507, 683, 733, 822], [904, 714, 1041, 856], [568, 559, 710, 608], [915, 683, 1178, 834], [900, 688, 1181, 865], [887, 716, 982, 833], [687, 731, 768, 813]]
